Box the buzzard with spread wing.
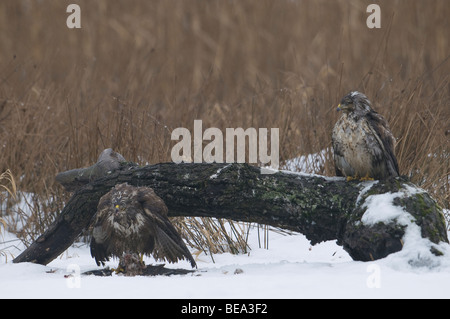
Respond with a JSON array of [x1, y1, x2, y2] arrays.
[[332, 91, 399, 180], [90, 183, 196, 275]]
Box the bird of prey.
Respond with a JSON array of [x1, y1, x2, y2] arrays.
[[331, 91, 399, 180], [90, 183, 196, 275]]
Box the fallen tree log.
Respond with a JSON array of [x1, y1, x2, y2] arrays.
[[13, 154, 449, 265]]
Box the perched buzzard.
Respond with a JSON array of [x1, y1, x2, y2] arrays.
[[332, 91, 399, 180], [90, 183, 196, 274]]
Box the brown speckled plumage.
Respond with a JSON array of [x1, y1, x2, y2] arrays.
[[332, 91, 399, 180], [90, 183, 196, 272]]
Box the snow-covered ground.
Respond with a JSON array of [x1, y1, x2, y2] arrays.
[[1, 222, 450, 299]]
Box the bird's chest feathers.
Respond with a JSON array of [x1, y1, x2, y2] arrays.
[[333, 115, 373, 171], [335, 116, 368, 144], [106, 210, 147, 237]]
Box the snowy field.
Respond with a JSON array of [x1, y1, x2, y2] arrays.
[[1, 222, 450, 299]]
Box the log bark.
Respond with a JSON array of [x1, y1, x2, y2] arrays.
[[13, 161, 449, 265]]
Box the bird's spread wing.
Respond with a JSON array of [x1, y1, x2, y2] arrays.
[[143, 206, 197, 268], [90, 193, 115, 266], [139, 189, 197, 268]]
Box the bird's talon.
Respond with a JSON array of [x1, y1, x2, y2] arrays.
[[111, 267, 125, 274]]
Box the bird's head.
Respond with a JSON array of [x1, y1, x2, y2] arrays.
[[109, 183, 134, 215], [337, 91, 372, 114]]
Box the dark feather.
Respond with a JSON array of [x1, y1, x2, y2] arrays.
[[366, 111, 400, 177]]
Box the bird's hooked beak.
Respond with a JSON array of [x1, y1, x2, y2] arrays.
[[337, 102, 351, 112]]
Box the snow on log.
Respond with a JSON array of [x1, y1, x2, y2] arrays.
[[13, 150, 449, 265]]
